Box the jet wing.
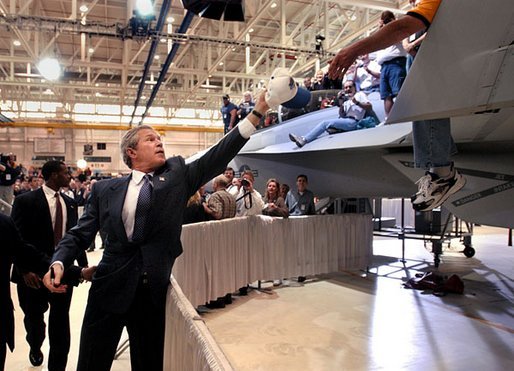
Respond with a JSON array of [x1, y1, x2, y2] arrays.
[[387, 0, 514, 123]]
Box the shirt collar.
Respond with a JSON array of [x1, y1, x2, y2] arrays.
[[131, 169, 154, 185], [43, 183, 59, 197]]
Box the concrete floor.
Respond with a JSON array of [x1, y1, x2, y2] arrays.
[[5, 226, 514, 370]]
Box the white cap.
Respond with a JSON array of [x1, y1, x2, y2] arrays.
[[265, 68, 311, 109]]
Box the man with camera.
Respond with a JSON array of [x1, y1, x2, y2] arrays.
[[0, 153, 21, 215], [288, 80, 375, 148], [235, 170, 265, 217]]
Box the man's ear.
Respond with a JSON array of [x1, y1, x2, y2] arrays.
[[127, 148, 137, 160]]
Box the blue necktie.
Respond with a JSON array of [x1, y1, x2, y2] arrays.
[[132, 174, 153, 242]]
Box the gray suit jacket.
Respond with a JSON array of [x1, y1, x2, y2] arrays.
[[52, 127, 248, 313]]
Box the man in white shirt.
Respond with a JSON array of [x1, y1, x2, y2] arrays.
[[43, 93, 271, 371], [11, 160, 88, 370], [289, 80, 374, 147], [375, 11, 408, 117]]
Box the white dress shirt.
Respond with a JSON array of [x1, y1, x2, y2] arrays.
[[122, 170, 154, 241]]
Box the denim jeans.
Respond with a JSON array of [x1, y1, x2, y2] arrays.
[[304, 118, 358, 143], [412, 118, 457, 169]]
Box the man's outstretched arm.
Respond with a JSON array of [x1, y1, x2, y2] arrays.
[[328, 16, 426, 80]]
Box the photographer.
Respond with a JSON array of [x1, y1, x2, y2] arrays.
[[235, 170, 265, 217], [0, 153, 21, 215], [288, 80, 376, 148]]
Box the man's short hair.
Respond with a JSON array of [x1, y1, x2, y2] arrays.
[[41, 160, 65, 181], [121, 125, 155, 169], [214, 175, 229, 188], [224, 166, 234, 175], [242, 170, 255, 181], [381, 10, 395, 24], [297, 174, 308, 182]]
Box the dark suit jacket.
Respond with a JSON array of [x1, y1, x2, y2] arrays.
[[0, 214, 46, 351], [53, 127, 248, 313], [1, 214, 82, 353], [11, 188, 86, 282]]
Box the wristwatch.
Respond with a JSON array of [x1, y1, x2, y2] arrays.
[[250, 110, 264, 119]]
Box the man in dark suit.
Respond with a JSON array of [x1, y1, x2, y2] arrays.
[[11, 160, 87, 371], [0, 214, 45, 370], [43, 93, 270, 371], [1, 214, 94, 371]]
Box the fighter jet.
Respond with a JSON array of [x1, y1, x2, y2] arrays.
[[226, 0, 514, 229], [187, 0, 513, 230]]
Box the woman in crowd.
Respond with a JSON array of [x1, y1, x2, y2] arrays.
[[262, 178, 289, 218]]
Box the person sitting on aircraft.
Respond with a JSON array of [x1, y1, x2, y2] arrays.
[[288, 81, 378, 148]]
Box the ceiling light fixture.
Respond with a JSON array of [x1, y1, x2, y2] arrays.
[[37, 57, 61, 81], [88, 47, 95, 54], [79, 4, 88, 13], [271, 2, 277, 8], [167, 16, 174, 23], [136, 0, 154, 16], [13, 40, 21, 47]]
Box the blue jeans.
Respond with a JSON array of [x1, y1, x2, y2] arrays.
[[304, 118, 358, 143], [413, 118, 457, 169]]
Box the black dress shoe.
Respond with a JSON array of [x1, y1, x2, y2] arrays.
[[205, 298, 226, 309], [29, 348, 44, 366], [238, 286, 248, 296]]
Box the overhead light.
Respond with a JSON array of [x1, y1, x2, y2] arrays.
[[166, 16, 174, 23], [77, 159, 87, 169], [79, 4, 88, 13], [271, 2, 277, 8], [248, 28, 254, 33], [200, 83, 221, 89], [95, 92, 103, 97], [136, 0, 154, 16], [13, 40, 21, 47], [88, 47, 95, 54], [37, 57, 61, 81], [219, 62, 224, 66], [154, 55, 160, 60], [43, 88, 54, 95]]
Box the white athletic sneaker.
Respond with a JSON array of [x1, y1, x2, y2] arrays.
[[411, 165, 466, 212], [289, 133, 306, 148]]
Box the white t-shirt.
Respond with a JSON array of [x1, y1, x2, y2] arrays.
[[343, 91, 370, 121], [376, 42, 407, 65]]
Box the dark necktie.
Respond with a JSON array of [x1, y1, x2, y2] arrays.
[[132, 174, 153, 242], [54, 192, 63, 245]]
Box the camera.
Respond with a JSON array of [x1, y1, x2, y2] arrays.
[[241, 179, 250, 187], [0, 153, 15, 164]]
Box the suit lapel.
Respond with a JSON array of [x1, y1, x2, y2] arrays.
[[108, 176, 131, 242]]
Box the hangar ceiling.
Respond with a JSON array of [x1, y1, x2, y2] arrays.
[[0, 0, 411, 125]]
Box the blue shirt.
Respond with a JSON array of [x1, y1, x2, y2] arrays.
[[221, 102, 238, 132]]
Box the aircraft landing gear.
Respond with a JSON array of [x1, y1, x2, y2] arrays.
[[462, 235, 475, 258]]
